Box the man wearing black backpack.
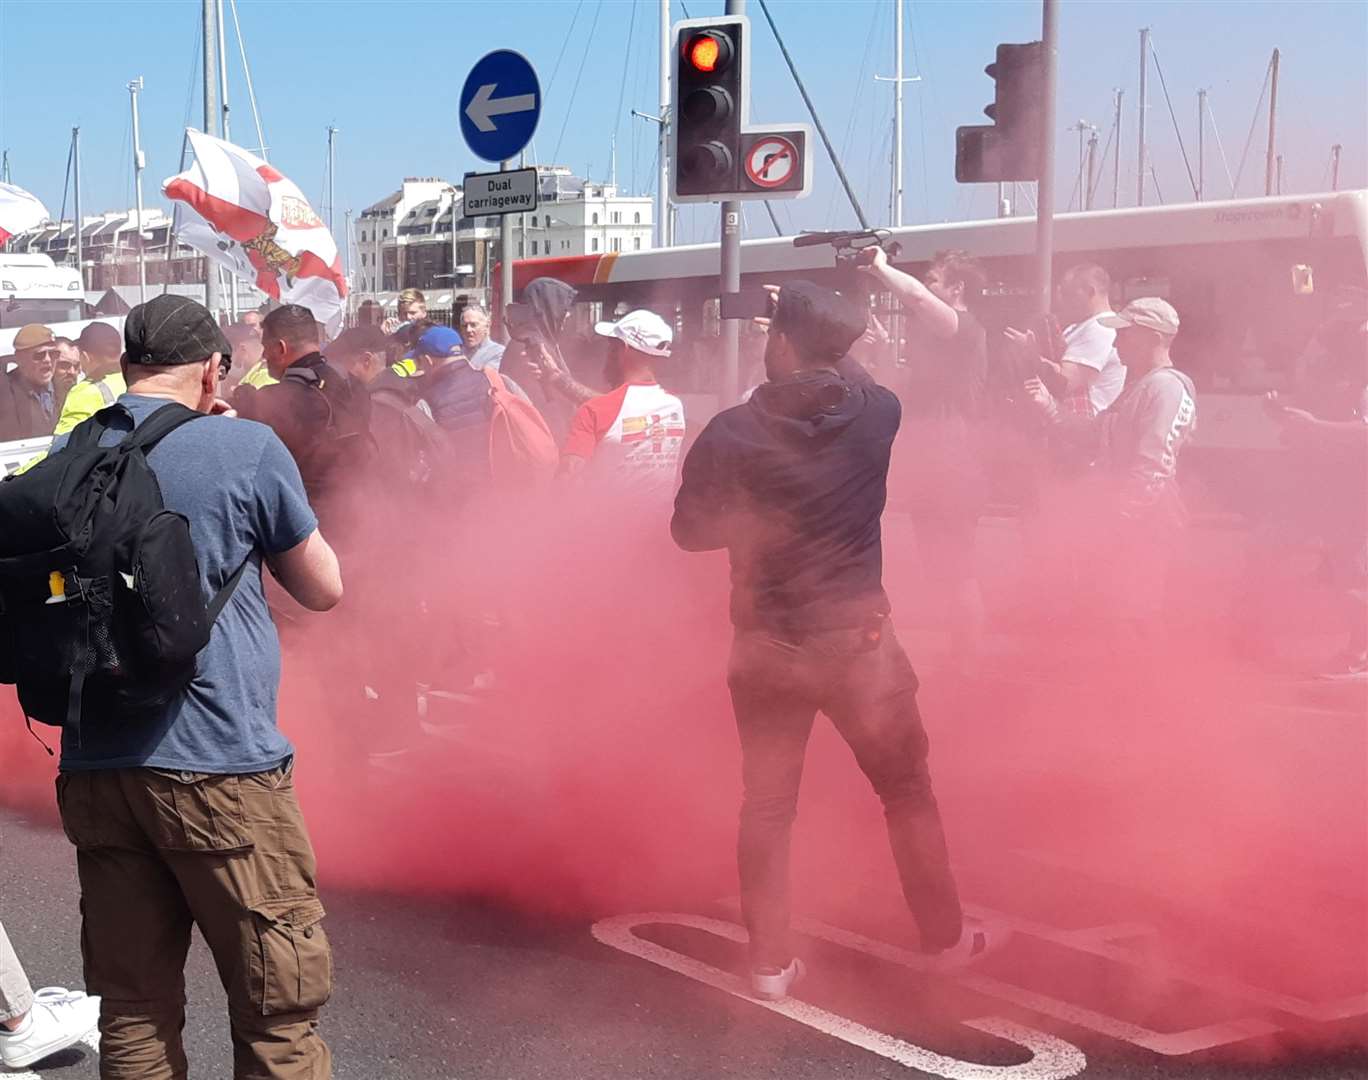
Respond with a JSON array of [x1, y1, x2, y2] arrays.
[[236, 304, 373, 534], [10, 295, 343, 1078]]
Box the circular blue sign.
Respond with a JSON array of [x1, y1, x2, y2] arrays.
[[460, 50, 542, 164]]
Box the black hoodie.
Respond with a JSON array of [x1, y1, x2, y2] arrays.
[[672, 359, 901, 635]]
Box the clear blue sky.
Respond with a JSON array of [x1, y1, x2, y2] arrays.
[[1, 0, 1364, 245]]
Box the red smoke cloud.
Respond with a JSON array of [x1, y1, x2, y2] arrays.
[[2, 470, 1363, 1061]]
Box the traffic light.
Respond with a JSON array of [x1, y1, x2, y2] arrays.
[[955, 41, 1045, 183], [673, 17, 746, 199]]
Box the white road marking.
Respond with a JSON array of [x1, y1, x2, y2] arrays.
[[968, 879, 1368, 1025], [779, 912, 1282, 1057], [592, 912, 1087, 1080]]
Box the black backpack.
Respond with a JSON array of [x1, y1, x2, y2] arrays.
[[280, 361, 376, 488], [0, 403, 245, 737], [368, 384, 451, 490]]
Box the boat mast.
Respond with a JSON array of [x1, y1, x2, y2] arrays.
[[129, 77, 148, 306], [73, 127, 83, 290], [203, 0, 223, 317], [658, 0, 672, 247]]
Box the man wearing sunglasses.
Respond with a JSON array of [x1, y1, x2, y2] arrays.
[[0, 323, 69, 441]]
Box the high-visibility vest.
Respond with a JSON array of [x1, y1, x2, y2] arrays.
[[240, 361, 278, 389], [53, 372, 127, 436]]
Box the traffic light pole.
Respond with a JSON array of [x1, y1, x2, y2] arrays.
[[1034, 0, 1058, 315], [719, 0, 745, 406]]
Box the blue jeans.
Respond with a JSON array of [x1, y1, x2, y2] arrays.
[[727, 621, 963, 967]]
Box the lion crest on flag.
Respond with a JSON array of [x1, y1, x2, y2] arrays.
[[163, 130, 346, 331]]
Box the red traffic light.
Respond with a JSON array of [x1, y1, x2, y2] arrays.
[[683, 31, 733, 75]]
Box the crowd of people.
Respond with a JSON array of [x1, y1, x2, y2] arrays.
[[0, 256, 1363, 1077]]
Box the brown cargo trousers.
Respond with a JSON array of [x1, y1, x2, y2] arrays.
[[55, 762, 332, 1080]]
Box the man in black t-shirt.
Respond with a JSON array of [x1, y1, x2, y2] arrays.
[[858, 247, 990, 672], [672, 281, 1004, 1004]]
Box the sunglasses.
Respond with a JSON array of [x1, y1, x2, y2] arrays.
[[32, 347, 60, 361]]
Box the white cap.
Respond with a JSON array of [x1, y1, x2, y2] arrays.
[[1100, 296, 1180, 337], [593, 309, 673, 358]]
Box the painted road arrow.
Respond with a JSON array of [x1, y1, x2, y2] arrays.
[[464, 84, 537, 133]]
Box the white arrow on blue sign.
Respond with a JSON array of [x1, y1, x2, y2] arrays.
[[459, 50, 541, 164]]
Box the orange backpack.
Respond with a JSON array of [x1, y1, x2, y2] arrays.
[[483, 367, 559, 486]]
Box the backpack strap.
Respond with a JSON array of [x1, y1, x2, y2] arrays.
[[65, 401, 206, 455], [121, 402, 206, 453], [483, 367, 508, 396], [62, 402, 131, 452], [207, 557, 251, 623]]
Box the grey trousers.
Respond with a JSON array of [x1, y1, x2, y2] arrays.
[[0, 922, 35, 1023]]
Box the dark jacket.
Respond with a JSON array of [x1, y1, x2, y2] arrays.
[[0, 367, 63, 442], [672, 359, 901, 635], [234, 352, 372, 519]]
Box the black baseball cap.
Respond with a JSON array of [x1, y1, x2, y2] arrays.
[[124, 294, 232, 367], [772, 280, 867, 365]]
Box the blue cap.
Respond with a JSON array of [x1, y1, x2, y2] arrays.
[[416, 325, 463, 359]]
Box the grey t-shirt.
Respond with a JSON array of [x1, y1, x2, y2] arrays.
[[52, 394, 318, 774]]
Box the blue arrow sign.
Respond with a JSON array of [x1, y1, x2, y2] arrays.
[[460, 50, 541, 164]]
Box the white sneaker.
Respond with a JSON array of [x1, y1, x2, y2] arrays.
[[0, 987, 100, 1069], [749, 958, 805, 1001], [909, 920, 1012, 975]]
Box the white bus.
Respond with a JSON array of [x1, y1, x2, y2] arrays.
[[503, 189, 1368, 515]]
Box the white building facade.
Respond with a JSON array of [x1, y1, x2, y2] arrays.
[[352, 168, 653, 311]]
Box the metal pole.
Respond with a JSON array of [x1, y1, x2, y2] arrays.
[[343, 208, 352, 288], [1137, 28, 1149, 207], [500, 159, 514, 335], [1197, 88, 1206, 201], [72, 127, 83, 290], [1275, 153, 1284, 196], [518, 150, 527, 273], [1071, 121, 1087, 211], [1036, 0, 1058, 315], [720, 0, 745, 406], [216, 0, 230, 141], [658, 0, 671, 247], [326, 126, 337, 235], [893, 0, 903, 227], [203, 0, 222, 317], [1085, 132, 1098, 210], [128, 77, 148, 306], [1264, 47, 1280, 196], [1330, 143, 1342, 191], [1112, 87, 1123, 208]]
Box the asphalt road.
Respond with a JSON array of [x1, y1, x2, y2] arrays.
[[3, 782, 1365, 1080]]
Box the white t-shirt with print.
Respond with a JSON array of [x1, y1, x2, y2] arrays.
[[1063, 312, 1125, 413], [563, 381, 686, 498]]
